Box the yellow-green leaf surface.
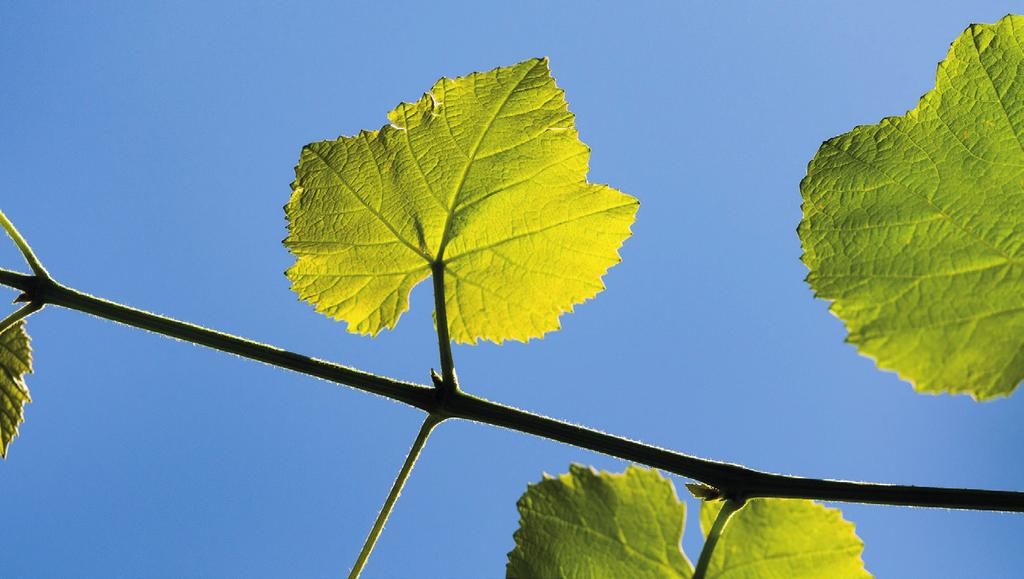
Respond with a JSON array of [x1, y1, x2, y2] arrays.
[[0, 321, 32, 458], [800, 14, 1024, 398], [507, 465, 693, 578], [700, 499, 870, 578], [286, 58, 637, 343]]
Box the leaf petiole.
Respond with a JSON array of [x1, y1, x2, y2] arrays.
[[0, 210, 50, 279], [693, 498, 745, 579], [430, 261, 458, 397], [0, 301, 43, 336], [348, 413, 443, 578]]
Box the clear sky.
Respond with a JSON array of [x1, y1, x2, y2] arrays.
[[2, 1, 1023, 577]]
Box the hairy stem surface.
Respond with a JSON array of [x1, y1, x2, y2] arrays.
[[0, 269, 434, 411], [0, 301, 42, 335], [1, 266, 1023, 512], [349, 413, 442, 578]]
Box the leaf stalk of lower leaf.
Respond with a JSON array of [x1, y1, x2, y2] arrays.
[[1, 266, 1023, 512], [692, 499, 744, 579], [0, 301, 43, 335], [349, 413, 443, 578]]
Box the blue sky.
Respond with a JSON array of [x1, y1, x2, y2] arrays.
[[2, 1, 1023, 577]]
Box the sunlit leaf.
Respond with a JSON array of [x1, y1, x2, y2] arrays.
[[0, 321, 32, 458], [507, 464, 692, 578], [507, 466, 870, 579], [286, 58, 637, 343], [700, 499, 870, 578], [800, 14, 1024, 398]]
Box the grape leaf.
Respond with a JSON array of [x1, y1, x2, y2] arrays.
[[286, 58, 638, 343], [507, 464, 693, 578], [0, 321, 32, 458], [508, 466, 870, 579], [700, 499, 870, 578], [799, 14, 1024, 398]]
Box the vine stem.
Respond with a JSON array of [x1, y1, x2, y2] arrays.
[[1, 265, 1023, 512], [0, 269, 435, 411], [0, 210, 50, 279], [692, 499, 744, 579], [0, 301, 43, 335], [349, 413, 442, 578], [349, 262, 455, 575]]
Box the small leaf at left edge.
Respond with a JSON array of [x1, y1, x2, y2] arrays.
[[0, 321, 32, 458]]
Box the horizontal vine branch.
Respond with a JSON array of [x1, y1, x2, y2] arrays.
[[0, 268, 435, 411], [2, 265, 1022, 513], [446, 393, 1024, 511]]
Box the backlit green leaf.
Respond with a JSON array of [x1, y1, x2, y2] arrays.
[[700, 499, 870, 578], [507, 464, 693, 578], [0, 321, 32, 458], [800, 15, 1024, 398], [286, 58, 637, 343], [507, 466, 870, 579]]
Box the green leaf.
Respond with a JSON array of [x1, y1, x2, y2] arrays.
[[507, 467, 870, 579], [0, 321, 32, 458], [800, 14, 1024, 398], [699, 499, 869, 578], [286, 58, 638, 343], [507, 464, 693, 578]]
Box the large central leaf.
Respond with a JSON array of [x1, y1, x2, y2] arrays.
[[800, 15, 1024, 399], [286, 58, 638, 343]]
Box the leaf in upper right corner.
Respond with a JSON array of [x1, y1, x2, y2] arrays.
[[700, 499, 870, 578], [0, 321, 32, 458], [799, 14, 1024, 399]]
